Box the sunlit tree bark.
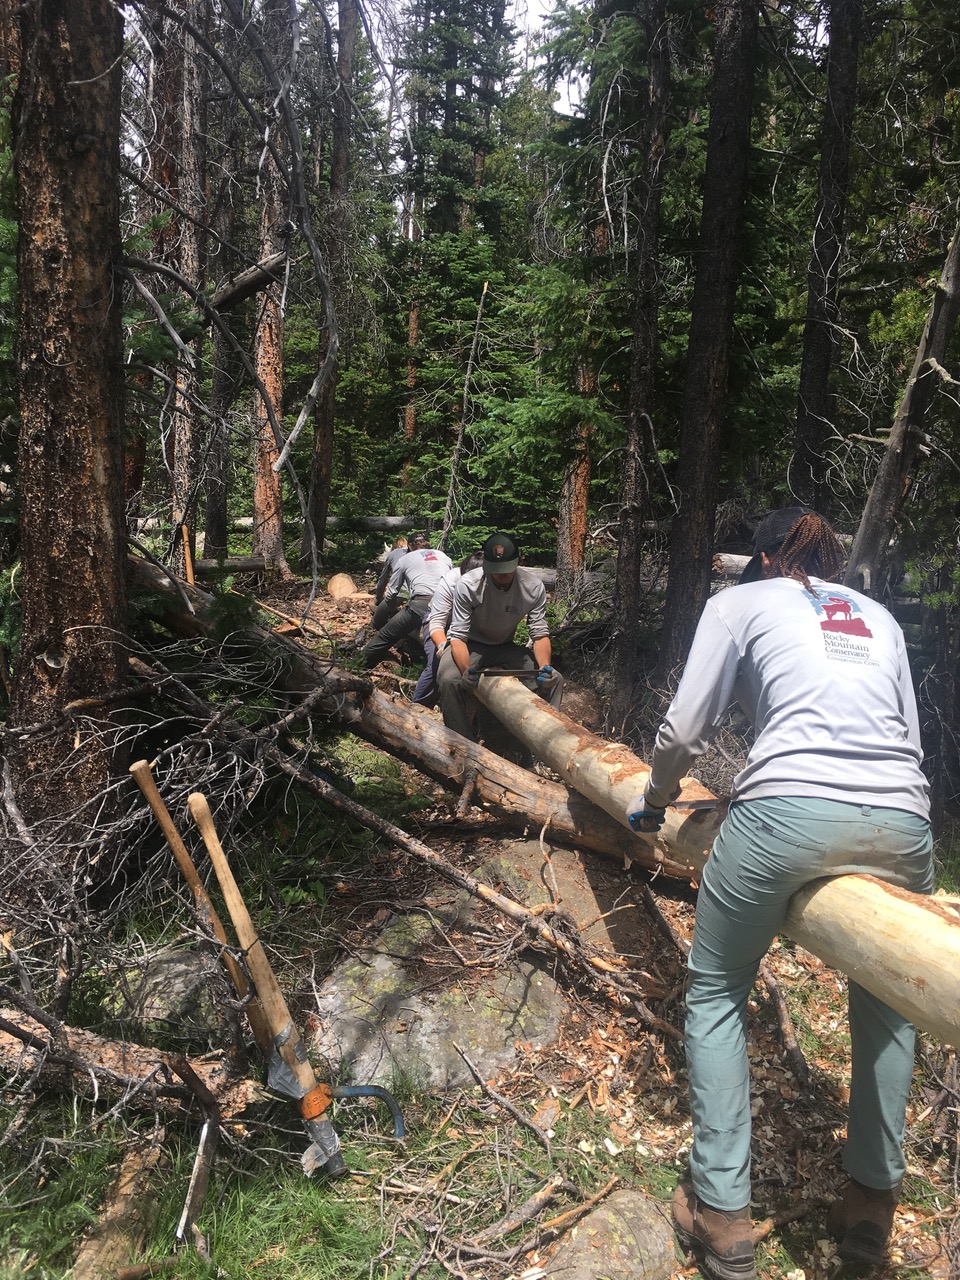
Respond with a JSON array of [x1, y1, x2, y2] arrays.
[[9, 0, 127, 824]]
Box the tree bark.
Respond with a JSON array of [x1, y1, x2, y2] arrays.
[[792, 0, 862, 510], [844, 221, 960, 597], [9, 0, 128, 824], [608, 0, 669, 734], [170, 0, 208, 579], [250, 0, 293, 578], [301, 0, 356, 567], [654, 0, 759, 689], [555, 415, 592, 605], [0, 1007, 265, 1119]]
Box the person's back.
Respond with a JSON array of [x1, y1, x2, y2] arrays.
[[388, 547, 452, 602], [640, 508, 935, 1280], [362, 538, 451, 669], [651, 574, 927, 815]]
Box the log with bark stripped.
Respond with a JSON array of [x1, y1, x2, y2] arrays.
[[472, 675, 960, 1046], [126, 557, 690, 878]]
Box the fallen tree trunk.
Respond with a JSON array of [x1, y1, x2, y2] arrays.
[[0, 1007, 265, 1119], [127, 557, 960, 1041], [128, 557, 691, 878], [473, 675, 960, 1046]]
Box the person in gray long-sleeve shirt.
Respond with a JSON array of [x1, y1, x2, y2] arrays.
[[630, 509, 933, 1280], [362, 537, 451, 668], [436, 532, 563, 758]]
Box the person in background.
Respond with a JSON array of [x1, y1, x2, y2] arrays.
[[411, 549, 484, 708], [362, 534, 452, 669], [436, 532, 563, 760], [626, 508, 933, 1280], [373, 533, 420, 623]]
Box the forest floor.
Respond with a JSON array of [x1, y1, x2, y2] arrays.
[[230, 568, 958, 1280]]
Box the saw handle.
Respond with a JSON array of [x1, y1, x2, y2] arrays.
[[187, 792, 320, 1107]]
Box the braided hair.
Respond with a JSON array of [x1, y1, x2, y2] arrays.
[[767, 513, 845, 594]]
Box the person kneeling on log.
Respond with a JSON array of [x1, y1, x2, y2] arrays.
[[437, 532, 563, 764], [627, 507, 933, 1280]]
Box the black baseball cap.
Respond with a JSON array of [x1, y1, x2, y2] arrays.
[[739, 507, 813, 584], [482, 533, 519, 574], [408, 532, 431, 549]]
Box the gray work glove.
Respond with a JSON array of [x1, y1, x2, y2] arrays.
[[462, 665, 481, 689]]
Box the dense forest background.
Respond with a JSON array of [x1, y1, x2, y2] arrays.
[[1, 0, 959, 819], [1, 6, 960, 1276]]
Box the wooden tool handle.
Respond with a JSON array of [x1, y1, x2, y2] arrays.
[[131, 760, 272, 1056], [187, 792, 318, 1099], [130, 759, 205, 897]]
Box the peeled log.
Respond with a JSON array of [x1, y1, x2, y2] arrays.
[[475, 676, 960, 1046]]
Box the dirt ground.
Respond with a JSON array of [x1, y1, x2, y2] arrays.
[[247, 567, 957, 1280]]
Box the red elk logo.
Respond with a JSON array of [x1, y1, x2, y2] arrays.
[[822, 596, 853, 623]]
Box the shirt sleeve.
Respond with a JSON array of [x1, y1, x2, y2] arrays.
[[447, 576, 475, 642], [525, 580, 549, 639], [646, 601, 740, 807]]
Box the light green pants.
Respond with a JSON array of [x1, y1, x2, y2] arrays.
[[686, 796, 933, 1210]]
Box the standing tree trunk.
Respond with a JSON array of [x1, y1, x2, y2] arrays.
[[654, 0, 759, 689], [251, 0, 293, 578], [301, 0, 357, 566], [844, 221, 960, 597], [555, 412, 592, 604], [9, 0, 127, 824], [608, 0, 669, 735], [203, 6, 245, 563], [170, 0, 208, 579], [792, 0, 862, 510], [441, 280, 488, 549]]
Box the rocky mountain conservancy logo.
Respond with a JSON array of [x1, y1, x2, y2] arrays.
[[810, 591, 873, 639]]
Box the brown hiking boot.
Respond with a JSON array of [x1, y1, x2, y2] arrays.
[[826, 1177, 901, 1265], [672, 1179, 757, 1280]]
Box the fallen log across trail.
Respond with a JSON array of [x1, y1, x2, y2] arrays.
[[127, 557, 960, 1044], [127, 557, 690, 879], [127, 657, 681, 1041], [473, 675, 960, 1047]]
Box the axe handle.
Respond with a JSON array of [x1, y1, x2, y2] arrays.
[[130, 760, 272, 1056], [187, 793, 319, 1103]]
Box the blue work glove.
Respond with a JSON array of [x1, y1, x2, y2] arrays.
[[463, 665, 481, 689], [626, 792, 666, 834], [536, 664, 556, 689]]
